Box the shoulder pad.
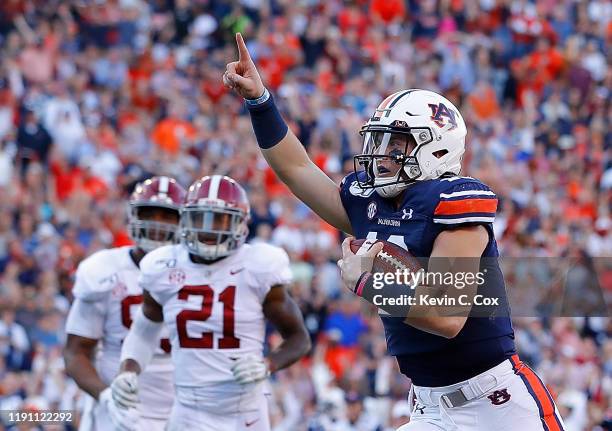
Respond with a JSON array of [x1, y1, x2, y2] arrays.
[[341, 172, 376, 198], [245, 243, 290, 273], [139, 245, 180, 277], [138, 245, 184, 302], [72, 248, 126, 301], [244, 243, 293, 287], [339, 172, 354, 188]]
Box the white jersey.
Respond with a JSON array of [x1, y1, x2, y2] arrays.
[[139, 242, 291, 410], [65, 246, 174, 419]]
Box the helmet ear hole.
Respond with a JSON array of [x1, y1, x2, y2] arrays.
[[433, 149, 448, 159]]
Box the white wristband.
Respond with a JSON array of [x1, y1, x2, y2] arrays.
[[245, 88, 270, 106]]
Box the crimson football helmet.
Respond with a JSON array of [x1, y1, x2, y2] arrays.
[[182, 175, 250, 259], [128, 176, 186, 252]]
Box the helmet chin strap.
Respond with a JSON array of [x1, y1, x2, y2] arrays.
[[375, 170, 409, 198], [376, 182, 408, 198]]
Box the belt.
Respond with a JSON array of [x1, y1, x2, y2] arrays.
[[441, 386, 476, 409], [438, 361, 506, 408]]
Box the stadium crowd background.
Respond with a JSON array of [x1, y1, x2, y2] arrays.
[[0, 0, 609, 430]]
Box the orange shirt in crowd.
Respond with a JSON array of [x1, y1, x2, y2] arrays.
[[151, 117, 196, 154], [112, 230, 133, 248], [370, 0, 406, 23], [324, 344, 358, 379], [50, 162, 81, 202], [81, 175, 108, 201], [338, 6, 368, 37], [468, 85, 500, 120]]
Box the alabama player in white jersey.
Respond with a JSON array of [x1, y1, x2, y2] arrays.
[[64, 176, 186, 431], [109, 174, 311, 431]]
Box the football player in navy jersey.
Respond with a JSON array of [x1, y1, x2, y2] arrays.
[[224, 33, 565, 431]]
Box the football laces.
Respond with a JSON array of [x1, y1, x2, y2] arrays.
[[377, 250, 408, 271]]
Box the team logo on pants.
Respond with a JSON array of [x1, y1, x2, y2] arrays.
[[488, 388, 511, 405]]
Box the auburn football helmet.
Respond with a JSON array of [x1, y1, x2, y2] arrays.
[[354, 89, 467, 198], [182, 175, 250, 260], [128, 176, 186, 252]]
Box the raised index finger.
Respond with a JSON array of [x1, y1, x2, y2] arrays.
[[236, 33, 251, 63]]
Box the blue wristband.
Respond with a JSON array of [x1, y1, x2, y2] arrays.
[[246, 91, 288, 149]]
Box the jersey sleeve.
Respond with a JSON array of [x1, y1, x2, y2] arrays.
[[339, 172, 356, 211], [432, 180, 498, 226], [246, 243, 293, 302], [138, 246, 176, 305], [339, 171, 376, 226], [65, 298, 105, 339], [71, 251, 113, 302]]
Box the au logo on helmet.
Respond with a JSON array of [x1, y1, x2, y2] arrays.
[[428, 102, 458, 130]]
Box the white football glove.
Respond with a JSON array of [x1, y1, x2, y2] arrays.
[[110, 371, 139, 409], [231, 355, 270, 385], [99, 387, 139, 431]]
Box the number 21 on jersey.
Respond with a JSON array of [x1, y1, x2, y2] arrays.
[[176, 285, 240, 349]]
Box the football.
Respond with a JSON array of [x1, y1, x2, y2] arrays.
[[349, 239, 423, 275]]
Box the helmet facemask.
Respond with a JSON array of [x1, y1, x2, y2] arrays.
[[128, 205, 181, 252], [354, 124, 435, 198], [181, 205, 249, 260]]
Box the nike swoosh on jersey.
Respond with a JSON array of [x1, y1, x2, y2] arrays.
[[230, 268, 245, 275], [245, 419, 259, 427]]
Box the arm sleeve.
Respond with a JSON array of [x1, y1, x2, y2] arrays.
[[65, 298, 106, 339], [120, 307, 163, 371]]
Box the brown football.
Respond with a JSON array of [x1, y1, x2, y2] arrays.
[[349, 238, 423, 275]]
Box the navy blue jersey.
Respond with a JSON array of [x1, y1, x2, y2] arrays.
[[339, 172, 516, 386]]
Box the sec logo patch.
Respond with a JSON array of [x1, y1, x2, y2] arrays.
[[367, 202, 377, 220], [169, 268, 186, 285]]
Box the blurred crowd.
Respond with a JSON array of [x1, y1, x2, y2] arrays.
[[0, 0, 609, 430]]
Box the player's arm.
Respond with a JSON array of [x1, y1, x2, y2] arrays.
[[231, 284, 311, 385], [339, 227, 487, 339], [119, 290, 163, 374], [262, 285, 311, 372], [63, 297, 107, 400], [404, 226, 487, 338], [111, 290, 164, 410], [64, 334, 106, 400], [223, 33, 352, 233]]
